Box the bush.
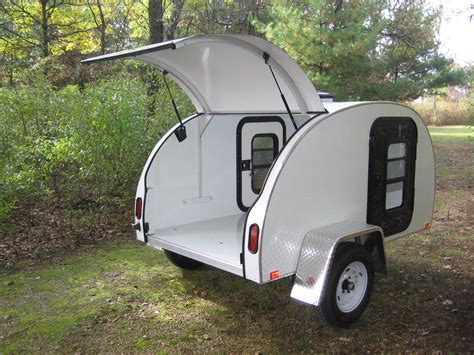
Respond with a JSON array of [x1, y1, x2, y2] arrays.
[[409, 94, 473, 126], [0, 68, 195, 220]]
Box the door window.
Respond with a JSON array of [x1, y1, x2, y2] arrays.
[[251, 134, 278, 193], [367, 117, 417, 236], [385, 142, 408, 209]]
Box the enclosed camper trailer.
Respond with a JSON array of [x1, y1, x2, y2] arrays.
[[83, 34, 435, 326]]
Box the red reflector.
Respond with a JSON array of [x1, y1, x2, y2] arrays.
[[135, 198, 142, 219], [270, 271, 280, 280], [248, 224, 259, 254]]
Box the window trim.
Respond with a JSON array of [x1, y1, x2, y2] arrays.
[[251, 133, 279, 194], [367, 116, 418, 237]]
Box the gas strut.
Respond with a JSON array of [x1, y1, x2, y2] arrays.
[[163, 70, 187, 142], [263, 52, 298, 130]]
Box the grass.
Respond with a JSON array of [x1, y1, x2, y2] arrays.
[[428, 125, 473, 145], [429, 126, 473, 192], [1, 126, 473, 353]]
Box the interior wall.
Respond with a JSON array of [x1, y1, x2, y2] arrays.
[[144, 113, 309, 232]]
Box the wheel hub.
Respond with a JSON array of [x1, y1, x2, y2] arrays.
[[341, 279, 356, 293]]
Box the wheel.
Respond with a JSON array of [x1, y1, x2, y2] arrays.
[[316, 243, 374, 327], [163, 249, 204, 269]]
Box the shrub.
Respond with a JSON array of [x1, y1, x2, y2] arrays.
[[409, 94, 473, 126], [0, 68, 195, 220]]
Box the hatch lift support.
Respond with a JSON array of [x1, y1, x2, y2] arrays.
[[263, 52, 298, 131], [163, 70, 187, 142]]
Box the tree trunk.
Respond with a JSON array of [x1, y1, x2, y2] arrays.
[[147, 0, 165, 119], [9, 67, 14, 87], [40, 0, 49, 57], [97, 0, 107, 53], [86, 0, 108, 54], [149, 0, 164, 44], [166, 0, 185, 40]]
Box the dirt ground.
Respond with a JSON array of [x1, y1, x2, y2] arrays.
[[0, 126, 473, 353]]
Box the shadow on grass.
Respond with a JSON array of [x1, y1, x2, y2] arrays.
[[176, 249, 473, 352], [1, 239, 472, 353]]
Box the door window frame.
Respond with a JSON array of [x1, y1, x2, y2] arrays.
[[367, 117, 418, 236], [236, 116, 286, 212]]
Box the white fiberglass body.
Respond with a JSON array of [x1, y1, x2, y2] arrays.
[[83, 35, 435, 315], [127, 103, 434, 282]]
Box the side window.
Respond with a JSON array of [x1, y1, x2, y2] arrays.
[[251, 134, 278, 194], [385, 142, 407, 209]]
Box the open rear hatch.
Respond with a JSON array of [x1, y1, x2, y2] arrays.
[[82, 34, 324, 115], [83, 35, 325, 277]]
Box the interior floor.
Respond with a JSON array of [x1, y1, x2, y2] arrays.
[[147, 213, 246, 276]]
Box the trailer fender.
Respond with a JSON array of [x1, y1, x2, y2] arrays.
[[290, 220, 385, 306]]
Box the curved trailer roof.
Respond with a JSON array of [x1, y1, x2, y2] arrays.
[[82, 34, 325, 115]]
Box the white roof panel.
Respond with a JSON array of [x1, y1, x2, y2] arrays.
[[82, 34, 324, 114]]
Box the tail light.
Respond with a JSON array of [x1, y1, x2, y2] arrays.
[[135, 198, 142, 219], [248, 224, 259, 254]]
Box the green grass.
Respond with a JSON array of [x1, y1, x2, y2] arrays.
[[0, 241, 177, 353], [1, 126, 473, 353], [428, 126, 473, 185], [428, 125, 474, 145]]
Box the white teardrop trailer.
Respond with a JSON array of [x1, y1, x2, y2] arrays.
[[83, 34, 435, 326]]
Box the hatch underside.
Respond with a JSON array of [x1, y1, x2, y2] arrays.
[[82, 34, 325, 115]]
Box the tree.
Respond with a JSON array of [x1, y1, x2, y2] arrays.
[[0, 0, 96, 59], [183, 0, 267, 35], [166, 0, 185, 39], [148, 0, 164, 43], [86, 0, 108, 54], [254, 0, 463, 101]]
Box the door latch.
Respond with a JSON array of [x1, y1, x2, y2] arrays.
[[241, 160, 251, 171]]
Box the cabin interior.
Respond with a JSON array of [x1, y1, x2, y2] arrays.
[[144, 113, 319, 276]]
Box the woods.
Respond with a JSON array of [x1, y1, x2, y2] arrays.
[[0, 0, 473, 352], [0, 0, 471, 237], [257, 0, 467, 100]]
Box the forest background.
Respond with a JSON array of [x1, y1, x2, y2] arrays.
[[0, 0, 472, 236]]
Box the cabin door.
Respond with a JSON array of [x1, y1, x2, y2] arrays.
[[236, 117, 286, 211], [367, 117, 418, 236]]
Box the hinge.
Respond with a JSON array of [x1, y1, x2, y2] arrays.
[[240, 252, 243, 264]]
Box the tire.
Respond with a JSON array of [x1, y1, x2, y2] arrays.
[[315, 243, 374, 327], [163, 249, 204, 269]]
